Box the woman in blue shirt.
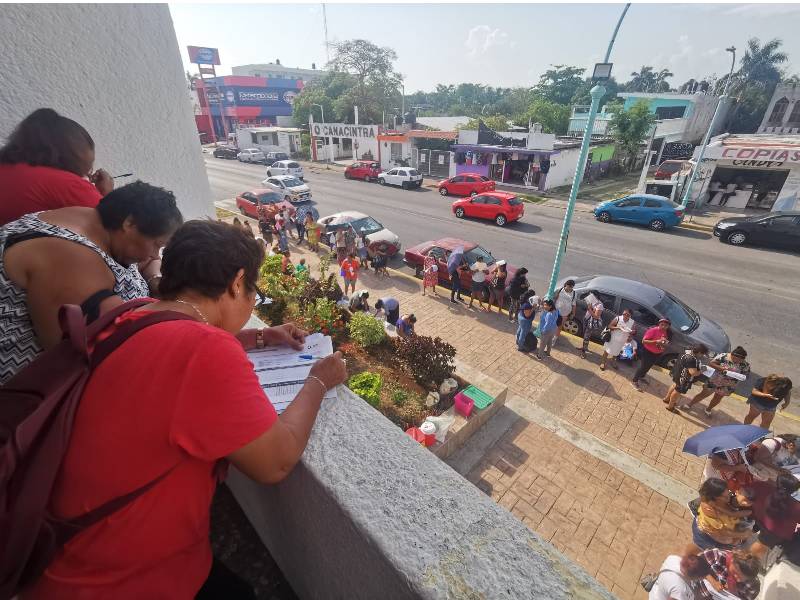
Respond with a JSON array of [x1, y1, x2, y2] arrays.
[[537, 299, 560, 360], [515, 291, 537, 352]]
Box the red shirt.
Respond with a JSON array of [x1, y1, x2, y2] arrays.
[[748, 481, 800, 541], [26, 316, 277, 599], [341, 258, 360, 280], [0, 163, 102, 226], [642, 326, 668, 355]]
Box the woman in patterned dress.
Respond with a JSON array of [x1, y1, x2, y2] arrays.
[[687, 346, 751, 417], [0, 181, 183, 383], [422, 250, 439, 296]]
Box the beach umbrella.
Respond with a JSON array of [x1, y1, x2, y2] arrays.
[[683, 424, 770, 457]]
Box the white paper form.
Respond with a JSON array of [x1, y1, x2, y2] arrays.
[[246, 333, 336, 414]]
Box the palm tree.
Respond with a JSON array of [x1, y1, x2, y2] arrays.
[[626, 67, 674, 93], [739, 37, 788, 85]]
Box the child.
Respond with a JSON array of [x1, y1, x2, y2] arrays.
[[372, 246, 389, 277], [295, 258, 308, 277], [618, 336, 638, 363]]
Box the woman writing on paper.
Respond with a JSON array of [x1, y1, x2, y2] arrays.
[[26, 221, 347, 599]]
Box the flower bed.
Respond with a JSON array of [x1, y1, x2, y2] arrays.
[[254, 253, 460, 431]]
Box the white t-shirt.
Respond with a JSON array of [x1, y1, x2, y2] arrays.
[[471, 261, 488, 283], [555, 288, 576, 317], [649, 555, 693, 600], [762, 438, 799, 467]]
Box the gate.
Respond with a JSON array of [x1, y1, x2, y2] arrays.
[[412, 148, 451, 178]]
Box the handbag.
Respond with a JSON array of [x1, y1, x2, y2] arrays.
[[600, 327, 612, 343], [640, 568, 686, 592]]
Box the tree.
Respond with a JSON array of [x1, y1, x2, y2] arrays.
[[533, 65, 586, 105], [460, 115, 512, 131], [520, 99, 570, 135], [609, 100, 656, 171], [625, 66, 674, 93], [571, 77, 621, 107], [326, 39, 403, 124]]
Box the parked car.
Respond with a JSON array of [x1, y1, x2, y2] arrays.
[[237, 148, 266, 164], [594, 194, 684, 231], [438, 173, 496, 197], [557, 275, 730, 368], [267, 160, 304, 179], [317, 211, 401, 256], [378, 167, 423, 189], [235, 189, 294, 220], [452, 192, 524, 227], [714, 211, 800, 250], [344, 161, 381, 182], [404, 237, 518, 291], [213, 145, 238, 159], [265, 151, 290, 163], [654, 160, 688, 180], [261, 175, 312, 203]]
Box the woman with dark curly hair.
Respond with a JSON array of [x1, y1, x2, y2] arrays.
[[25, 221, 348, 599]]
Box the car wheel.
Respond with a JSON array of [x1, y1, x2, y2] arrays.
[[414, 265, 423, 277], [649, 219, 666, 232], [660, 354, 678, 370], [562, 318, 582, 337], [598, 211, 611, 223], [455, 207, 465, 218], [364, 176, 371, 183], [727, 230, 748, 246], [344, 172, 351, 179], [239, 207, 247, 216], [379, 178, 386, 185], [470, 190, 478, 197], [495, 214, 507, 227], [401, 181, 408, 190], [439, 187, 449, 196]]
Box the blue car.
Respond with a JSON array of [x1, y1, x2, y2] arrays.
[[593, 194, 684, 231]]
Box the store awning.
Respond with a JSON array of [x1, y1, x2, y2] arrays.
[[451, 144, 557, 156]]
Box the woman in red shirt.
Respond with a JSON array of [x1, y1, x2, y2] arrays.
[[25, 221, 348, 599], [0, 108, 114, 226], [632, 318, 672, 391], [746, 474, 800, 560]]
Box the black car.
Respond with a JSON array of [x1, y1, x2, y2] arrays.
[[713, 211, 800, 250], [213, 145, 239, 159]]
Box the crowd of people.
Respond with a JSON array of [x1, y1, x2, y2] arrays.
[[0, 109, 349, 598]]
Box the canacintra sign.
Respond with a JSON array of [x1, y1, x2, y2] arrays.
[[311, 123, 378, 139]]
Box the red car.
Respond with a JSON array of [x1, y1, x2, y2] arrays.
[[403, 237, 517, 291], [344, 161, 381, 182], [654, 160, 688, 180], [438, 173, 495, 197], [452, 192, 524, 227], [236, 189, 295, 220]]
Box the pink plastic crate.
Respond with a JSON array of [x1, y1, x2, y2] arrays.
[[453, 391, 474, 418]]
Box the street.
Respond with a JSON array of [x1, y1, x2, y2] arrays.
[[205, 156, 800, 409]]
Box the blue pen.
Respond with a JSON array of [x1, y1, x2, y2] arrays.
[[298, 354, 325, 360]]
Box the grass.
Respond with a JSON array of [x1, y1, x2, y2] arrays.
[[518, 193, 547, 204], [216, 207, 237, 219]]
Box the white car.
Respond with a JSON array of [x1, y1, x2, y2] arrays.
[[260, 174, 312, 203], [317, 211, 402, 256], [378, 167, 423, 190], [267, 160, 304, 179], [237, 148, 265, 163]]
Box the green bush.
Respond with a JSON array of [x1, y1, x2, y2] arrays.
[[348, 371, 382, 407], [393, 335, 456, 387], [388, 385, 409, 406], [348, 312, 387, 348]]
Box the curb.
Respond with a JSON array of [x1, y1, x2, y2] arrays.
[[678, 222, 714, 233], [382, 264, 800, 424]]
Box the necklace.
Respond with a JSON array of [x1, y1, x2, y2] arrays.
[[173, 298, 209, 324]]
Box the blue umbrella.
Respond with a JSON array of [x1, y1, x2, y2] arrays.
[[683, 424, 770, 457], [447, 246, 464, 273]]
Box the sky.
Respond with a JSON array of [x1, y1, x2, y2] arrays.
[[169, 2, 800, 92]]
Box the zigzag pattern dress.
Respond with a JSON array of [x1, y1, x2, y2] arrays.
[[0, 213, 148, 384]]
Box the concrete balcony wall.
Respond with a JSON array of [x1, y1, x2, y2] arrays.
[[0, 4, 212, 219], [567, 117, 612, 136], [228, 380, 614, 599]]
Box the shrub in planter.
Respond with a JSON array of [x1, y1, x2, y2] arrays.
[[348, 312, 386, 348], [259, 254, 306, 302], [393, 335, 456, 387], [348, 371, 382, 407], [298, 274, 343, 313], [291, 297, 347, 338]]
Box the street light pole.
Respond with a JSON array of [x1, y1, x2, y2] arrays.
[[680, 46, 736, 209], [401, 83, 405, 125], [312, 103, 332, 167], [545, 3, 630, 299]]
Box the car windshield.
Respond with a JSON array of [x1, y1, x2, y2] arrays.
[[282, 177, 303, 187], [350, 216, 383, 234], [508, 197, 523, 206], [464, 245, 495, 266], [256, 192, 282, 204], [653, 293, 699, 332]]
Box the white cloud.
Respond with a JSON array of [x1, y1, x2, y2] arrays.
[[464, 25, 509, 58], [723, 4, 800, 17]]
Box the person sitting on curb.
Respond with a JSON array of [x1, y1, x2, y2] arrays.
[[396, 314, 417, 338], [348, 290, 370, 313], [695, 549, 761, 600]]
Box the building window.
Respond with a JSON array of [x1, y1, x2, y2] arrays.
[[654, 106, 686, 120], [768, 97, 789, 124], [391, 143, 403, 160], [786, 101, 800, 127]]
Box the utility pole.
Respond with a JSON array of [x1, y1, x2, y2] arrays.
[[313, 103, 331, 167], [637, 123, 658, 193], [680, 46, 736, 209], [322, 4, 330, 64], [545, 3, 631, 299]]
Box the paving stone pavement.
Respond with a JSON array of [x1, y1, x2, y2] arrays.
[[231, 216, 800, 599]]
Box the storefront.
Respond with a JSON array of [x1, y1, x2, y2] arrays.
[[696, 134, 800, 211], [309, 121, 380, 163]]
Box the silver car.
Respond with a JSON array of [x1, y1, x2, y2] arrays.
[[557, 275, 730, 368]]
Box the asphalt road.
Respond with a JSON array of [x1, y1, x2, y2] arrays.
[[205, 156, 800, 414]]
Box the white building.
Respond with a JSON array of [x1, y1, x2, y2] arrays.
[[0, 4, 212, 219], [236, 127, 302, 155], [758, 83, 800, 134], [232, 62, 326, 85], [309, 121, 380, 163]]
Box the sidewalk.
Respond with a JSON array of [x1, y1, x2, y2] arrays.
[[224, 207, 799, 598]]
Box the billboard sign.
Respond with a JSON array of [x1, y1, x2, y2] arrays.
[[188, 46, 220, 65], [311, 122, 378, 139], [206, 86, 298, 108]]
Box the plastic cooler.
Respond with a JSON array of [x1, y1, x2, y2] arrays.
[[454, 385, 494, 417]]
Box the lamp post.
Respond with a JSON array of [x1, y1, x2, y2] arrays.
[[680, 46, 736, 210], [545, 3, 630, 299], [312, 103, 332, 166], [401, 83, 406, 125]]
